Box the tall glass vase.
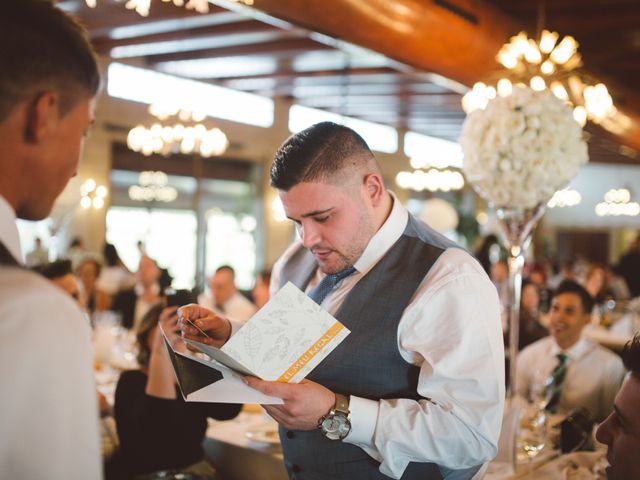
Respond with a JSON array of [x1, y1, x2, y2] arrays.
[[495, 203, 547, 399]]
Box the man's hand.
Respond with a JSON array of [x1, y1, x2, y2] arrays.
[[244, 377, 335, 430], [178, 303, 231, 348]]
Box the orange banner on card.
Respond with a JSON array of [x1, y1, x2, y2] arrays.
[[276, 322, 344, 383]]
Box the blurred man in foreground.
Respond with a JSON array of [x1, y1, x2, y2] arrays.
[[596, 335, 640, 480], [0, 1, 101, 478]]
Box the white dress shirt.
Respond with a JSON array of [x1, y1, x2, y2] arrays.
[[199, 291, 256, 324], [0, 195, 102, 479], [270, 192, 505, 478], [516, 335, 625, 422]]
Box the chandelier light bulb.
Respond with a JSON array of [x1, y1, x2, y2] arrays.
[[573, 106, 588, 127], [550, 35, 578, 65], [497, 50, 518, 69], [524, 39, 542, 64], [550, 81, 569, 101], [540, 60, 555, 75], [497, 78, 513, 97], [539, 30, 558, 54], [530, 76, 546, 91]]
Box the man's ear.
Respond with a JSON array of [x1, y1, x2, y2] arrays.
[[363, 172, 384, 205], [24, 91, 58, 144]]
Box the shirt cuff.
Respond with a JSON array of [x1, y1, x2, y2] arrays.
[[228, 317, 243, 337], [344, 395, 379, 448]]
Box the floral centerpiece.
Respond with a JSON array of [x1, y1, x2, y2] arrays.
[[459, 86, 588, 209], [459, 86, 589, 404]]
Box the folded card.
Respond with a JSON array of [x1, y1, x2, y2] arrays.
[[166, 281, 350, 403]]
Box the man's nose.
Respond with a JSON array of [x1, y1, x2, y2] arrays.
[[300, 222, 320, 249]]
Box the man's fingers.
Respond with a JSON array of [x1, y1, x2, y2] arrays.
[[244, 377, 296, 399]]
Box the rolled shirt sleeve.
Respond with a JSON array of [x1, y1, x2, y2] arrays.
[[344, 249, 505, 478]]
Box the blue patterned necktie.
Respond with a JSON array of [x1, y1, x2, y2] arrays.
[[544, 352, 568, 413], [308, 267, 356, 305]]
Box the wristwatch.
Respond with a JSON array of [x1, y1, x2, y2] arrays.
[[318, 393, 351, 440]]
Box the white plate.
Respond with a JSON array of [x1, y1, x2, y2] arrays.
[[245, 427, 281, 445]]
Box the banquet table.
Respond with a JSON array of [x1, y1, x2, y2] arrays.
[[204, 409, 288, 480]]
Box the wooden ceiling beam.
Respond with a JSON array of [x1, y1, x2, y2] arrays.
[[248, 0, 640, 152], [92, 19, 274, 54], [145, 37, 331, 63]]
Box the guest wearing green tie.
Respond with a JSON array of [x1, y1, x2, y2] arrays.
[[516, 280, 625, 421]]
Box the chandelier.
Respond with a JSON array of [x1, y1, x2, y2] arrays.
[[462, 27, 615, 127], [595, 188, 639, 217], [127, 103, 229, 157], [128, 171, 178, 202], [395, 157, 465, 193], [547, 188, 581, 208]]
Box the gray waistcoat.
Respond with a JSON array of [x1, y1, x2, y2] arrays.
[[277, 215, 480, 480]]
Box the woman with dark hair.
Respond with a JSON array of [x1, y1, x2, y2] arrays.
[[110, 304, 241, 479]]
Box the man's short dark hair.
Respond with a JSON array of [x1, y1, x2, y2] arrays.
[[216, 265, 235, 278], [553, 280, 594, 314], [270, 122, 375, 191], [33, 260, 73, 280], [0, 0, 100, 121], [622, 335, 640, 379]]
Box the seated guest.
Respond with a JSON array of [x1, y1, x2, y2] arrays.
[[111, 304, 241, 479], [112, 255, 162, 330], [584, 263, 615, 305], [518, 279, 548, 349], [199, 265, 256, 322], [251, 268, 271, 309], [596, 335, 640, 480], [516, 280, 625, 422], [33, 260, 82, 306], [76, 256, 101, 314], [95, 243, 135, 309]]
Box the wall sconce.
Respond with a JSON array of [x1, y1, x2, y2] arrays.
[[80, 178, 108, 209]]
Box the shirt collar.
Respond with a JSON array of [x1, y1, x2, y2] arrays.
[[550, 335, 592, 361], [353, 190, 408, 276], [0, 195, 23, 264]]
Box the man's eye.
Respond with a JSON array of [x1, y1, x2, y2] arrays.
[[314, 216, 329, 223]]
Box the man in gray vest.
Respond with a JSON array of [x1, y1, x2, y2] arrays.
[[180, 122, 505, 479]]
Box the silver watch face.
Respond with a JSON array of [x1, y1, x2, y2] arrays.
[[321, 414, 351, 440]]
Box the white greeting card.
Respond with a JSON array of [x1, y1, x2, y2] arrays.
[[169, 282, 350, 403]]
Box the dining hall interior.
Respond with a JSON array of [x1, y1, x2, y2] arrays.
[[4, 0, 640, 479]]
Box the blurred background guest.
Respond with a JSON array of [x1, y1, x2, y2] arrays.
[[109, 304, 241, 479], [96, 243, 135, 311], [251, 268, 271, 309], [67, 236, 87, 270], [25, 237, 49, 267], [199, 265, 256, 323], [595, 335, 640, 480], [518, 278, 548, 349], [112, 255, 163, 330], [616, 235, 640, 298], [76, 256, 102, 314], [584, 263, 615, 306], [475, 233, 501, 275], [33, 260, 82, 308], [548, 259, 576, 290]]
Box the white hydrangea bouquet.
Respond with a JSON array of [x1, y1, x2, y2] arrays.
[[459, 86, 588, 209]]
